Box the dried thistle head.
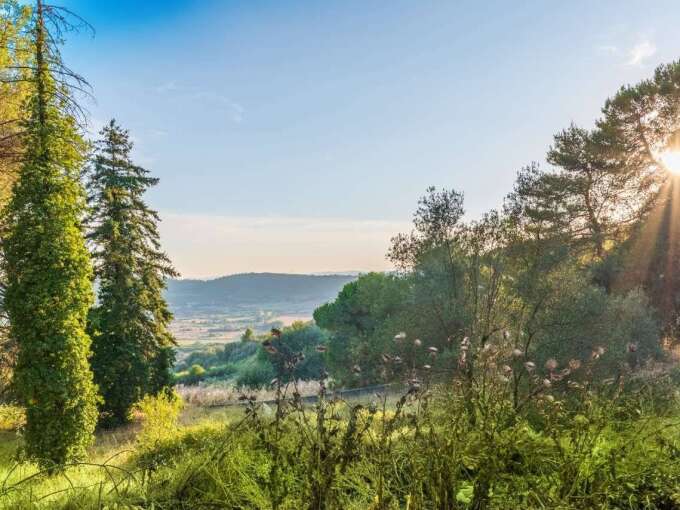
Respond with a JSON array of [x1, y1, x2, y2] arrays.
[[394, 332, 407, 342], [568, 359, 581, 371]]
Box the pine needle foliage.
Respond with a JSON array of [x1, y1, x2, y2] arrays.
[[87, 120, 178, 428]]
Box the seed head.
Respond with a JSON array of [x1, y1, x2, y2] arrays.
[[352, 364, 361, 374], [413, 338, 422, 347], [427, 346, 439, 354], [394, 332, 407, 342], [545, 358, 558, 371], [512, 348, 523, 359], [524, 361, 536, 372], [542, 378, 552, 388], [501, 365, 513, 376], [568, 359, 581, 371]]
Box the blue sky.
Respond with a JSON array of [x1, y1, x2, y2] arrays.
[[52, 0, 680, 277]]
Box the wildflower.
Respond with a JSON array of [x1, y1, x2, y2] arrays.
[[394, 332, 407, 342], [591, 346, 606, 360], [568, 359, 581, 371], [458, 352, 467, 367], [512, 348, 523, 359], [524, 361, 536, 372], [545, 358, 558, 371], [542, 378, 551, 388], [315, 345, 328, 353], [414, 338, 422, 347]]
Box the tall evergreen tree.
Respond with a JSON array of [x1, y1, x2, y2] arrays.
[[1, 0, 97, 468], [87, 120, 178, 427]]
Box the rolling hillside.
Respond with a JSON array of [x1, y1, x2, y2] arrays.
[[165, 272, 357, 316]]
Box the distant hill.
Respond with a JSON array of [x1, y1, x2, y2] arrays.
[[165, 272, 357, 316]]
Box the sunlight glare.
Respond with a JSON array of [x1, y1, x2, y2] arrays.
[[660, 150, 680, 175]]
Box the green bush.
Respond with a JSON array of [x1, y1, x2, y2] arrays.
[[235, 360, 276, 389], [0, 404, 25, 432]]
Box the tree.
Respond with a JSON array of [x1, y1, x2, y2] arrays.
[[1, 0, 98, 468], [87, 120, 178, 427]]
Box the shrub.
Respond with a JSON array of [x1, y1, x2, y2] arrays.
[[132, 391, 183, 449], [235, 360, 276, 389], [0, 404, 25, 431]]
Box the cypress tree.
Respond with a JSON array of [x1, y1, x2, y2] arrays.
[[87, 120, 178, 427], [1, 0, 97, 468]]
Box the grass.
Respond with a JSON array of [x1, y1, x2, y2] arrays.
[[1, 364, 680, 509], [0, 403, 245, 509]]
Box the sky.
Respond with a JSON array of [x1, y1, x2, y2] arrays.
[[47, 0, 680, 278]]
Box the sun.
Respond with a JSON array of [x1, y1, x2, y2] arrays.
[[659, 150, 680, 175]]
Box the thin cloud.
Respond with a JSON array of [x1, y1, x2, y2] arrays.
[[155, 82, 244, 123], [191, 91, 245, 123], [596, 44, 619, 56], [626, 40, 656, 66], [155, 81, 179, 93]]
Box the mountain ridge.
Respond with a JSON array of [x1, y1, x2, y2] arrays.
[[165, 272, 358, 316]]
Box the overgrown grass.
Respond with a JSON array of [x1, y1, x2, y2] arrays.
[[2, 350, 680, 509]]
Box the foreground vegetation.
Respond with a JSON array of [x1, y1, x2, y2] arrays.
[[2, 351, 680, 509]]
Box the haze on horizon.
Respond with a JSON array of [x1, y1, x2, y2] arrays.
[[53, 0, 680, 278]]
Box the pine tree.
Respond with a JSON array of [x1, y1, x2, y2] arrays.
[[87, 120, 178, 427], [1, 0, 97, 469]]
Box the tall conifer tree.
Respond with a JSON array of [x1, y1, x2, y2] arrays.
[[87, 120, 178, 427], [1, 0, 97, 468]]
